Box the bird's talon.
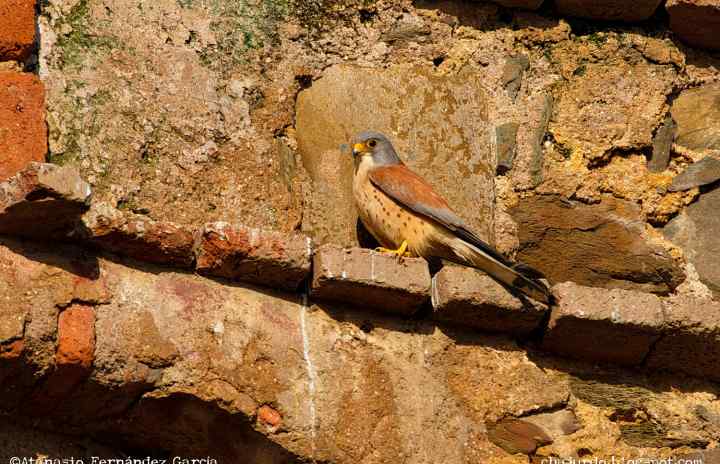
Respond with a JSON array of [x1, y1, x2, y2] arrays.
[[375, 240, 411, 259]]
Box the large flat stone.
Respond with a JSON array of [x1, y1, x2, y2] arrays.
[[511, 195, 683, 294], [647, 295, 720, 382], [431, 265, 546, 335], [296, 64, 494, 247], [663, 185, 720, 296], [311, 244, 431, 315], [542, 282, 664, 365], [667, 0, 720, 51], [194, 222, 312, 292], [669, 157, 720, 191], [670, 83, 720, 156], [555, 0, 662, 21], [0, 162, 91, 239]]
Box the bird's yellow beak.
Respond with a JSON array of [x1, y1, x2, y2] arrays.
[[352, 142, 367, 156]]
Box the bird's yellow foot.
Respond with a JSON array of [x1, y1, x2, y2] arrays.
[[375, 240, 413, 258]]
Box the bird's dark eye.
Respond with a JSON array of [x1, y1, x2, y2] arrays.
[[368, 140, 377, 148]]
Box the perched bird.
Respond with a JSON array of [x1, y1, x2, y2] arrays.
[[351, 130, 551, 305]]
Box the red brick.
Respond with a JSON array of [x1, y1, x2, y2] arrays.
[[57, 304, 95, 369], [431, 265, 546, 336], [555, 0, 662, 21], [82, 202, 195, 267], [0, 0, 36, 61], [194, 222, 312, 291], [542, 283, 663, 366], [311, 244, 431, 316], [0, 162, 91, 239], [667, 0, 720, 51], [0, 71, 45, 181]]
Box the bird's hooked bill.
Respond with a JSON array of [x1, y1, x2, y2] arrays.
[[352, 142, 366, 156]]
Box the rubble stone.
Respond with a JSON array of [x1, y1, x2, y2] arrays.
[[667, 0, 720, 51]]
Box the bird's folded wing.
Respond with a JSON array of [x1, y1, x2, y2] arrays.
[[367, 165, 514, 268]]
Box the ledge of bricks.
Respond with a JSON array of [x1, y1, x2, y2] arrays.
[[431, 265, 547, 336], [311, 244, 431, 315], [2, 165, 720, 384], [80, 201, 196, 268], [194, 221, 313, 292]]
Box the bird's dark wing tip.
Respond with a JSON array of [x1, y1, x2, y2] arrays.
[[512, 262, 546, 280]]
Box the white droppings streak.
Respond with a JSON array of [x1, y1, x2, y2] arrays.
[[341, 252, 347, 280], [431, 273, 440, 308], [370, 253, 376, 282], [250, 228, 259, 248], [299, 294, 318, 455], [305, 237, 313, 259]]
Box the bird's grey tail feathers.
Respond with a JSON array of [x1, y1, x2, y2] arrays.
[[448, 237, 552, 305]]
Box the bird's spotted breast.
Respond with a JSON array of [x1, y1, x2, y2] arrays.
[[353, 161, 437, 257]]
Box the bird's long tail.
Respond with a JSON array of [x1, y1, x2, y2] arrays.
[[447, 237, 551, 305]]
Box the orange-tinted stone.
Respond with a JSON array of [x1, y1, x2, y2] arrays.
[[57, 304, 95, 369]]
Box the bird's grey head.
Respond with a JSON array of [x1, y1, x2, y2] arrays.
[[351, 131, 403, 166]]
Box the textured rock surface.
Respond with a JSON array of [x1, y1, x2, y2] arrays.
[[669, 157, 720, 191], [23, 0, 720, 459], [555, 0, 663, 21], [0, 238, 578, 462], [0, 162, 91, 239], [194, 222, 312, 291], [671, 83, 720, 156], [311, 245, 431, 315], [296, 64, 494, 247], [543, 282, 664, 365], [664, 186, 720, 295], [667, 0, 720, 51], [0, 0, 36, 61], [39, 0, 304, 232], [511, 195, 683, 293], [550, 61, 674, 160], [431, 265, 546, 335], [0, 72, 46, 181]]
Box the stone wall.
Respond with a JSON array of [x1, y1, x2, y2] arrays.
[[2, 0, 720, 462]]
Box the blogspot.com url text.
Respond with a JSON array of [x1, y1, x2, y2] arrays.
[[538, 458, 704, 464]]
